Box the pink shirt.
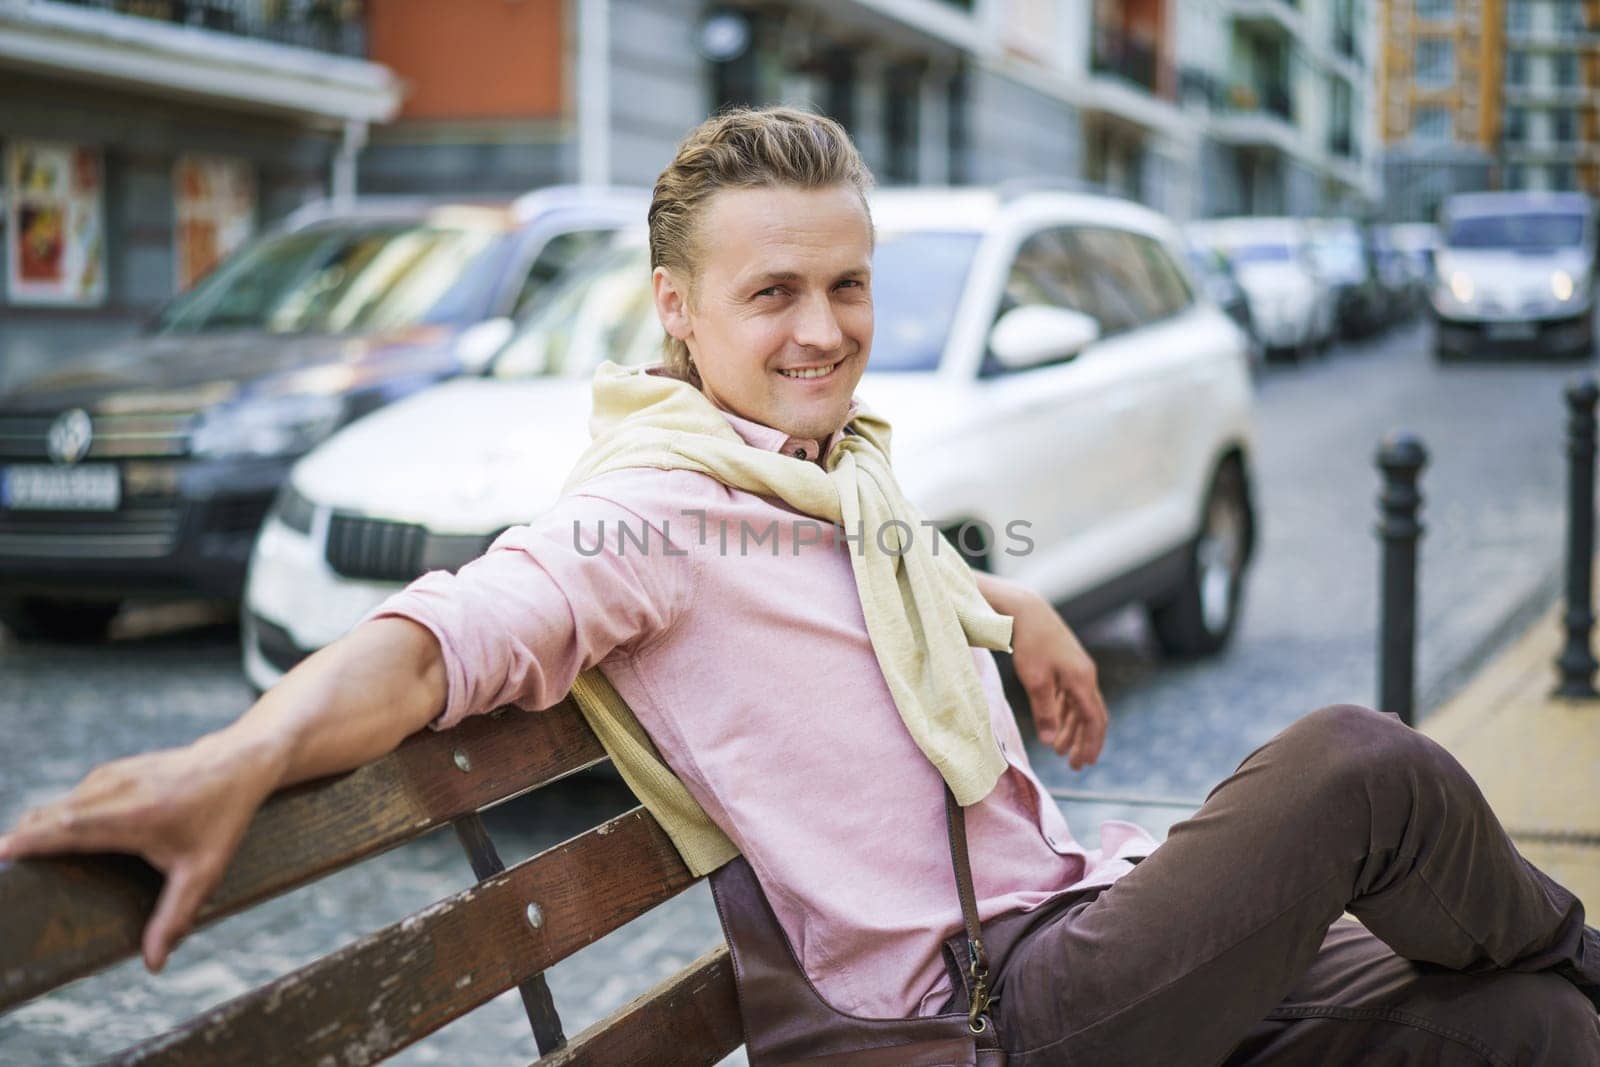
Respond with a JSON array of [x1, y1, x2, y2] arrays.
[[373, 405, 1156, 1019]]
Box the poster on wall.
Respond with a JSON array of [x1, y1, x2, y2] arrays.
[[174, 155, 256, 291], [5, 141, 107, 306]]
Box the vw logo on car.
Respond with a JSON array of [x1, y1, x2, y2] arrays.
[[47, 409, 93, 466]]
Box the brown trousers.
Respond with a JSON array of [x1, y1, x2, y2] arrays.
[[979, 704, 1600, 1066]]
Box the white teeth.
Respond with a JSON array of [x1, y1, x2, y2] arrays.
[[779, 362, 838, 380]]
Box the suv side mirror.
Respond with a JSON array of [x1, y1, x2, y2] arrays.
[[989, 306, 1101, 371]]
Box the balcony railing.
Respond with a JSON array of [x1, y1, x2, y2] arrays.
[[1226, 80, 1294, 121], [54, 0, 368, 58], [1091, 28, 1161, 94]]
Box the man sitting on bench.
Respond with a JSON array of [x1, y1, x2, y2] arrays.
[[3, 107, 1598, 1065]]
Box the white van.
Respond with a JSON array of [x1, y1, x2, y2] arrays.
[[1431, 192, 1596, 361]]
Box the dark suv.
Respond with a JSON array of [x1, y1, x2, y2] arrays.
[[0, 187, 642, 640]]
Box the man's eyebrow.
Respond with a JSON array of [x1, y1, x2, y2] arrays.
[[742, 265, 871, 287]]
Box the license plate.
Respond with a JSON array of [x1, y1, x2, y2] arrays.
[[1486, 321, 1537, 341], [1, 464, 120, 511]]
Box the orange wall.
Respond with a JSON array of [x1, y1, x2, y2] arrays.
[[368, 0, 565, 120]]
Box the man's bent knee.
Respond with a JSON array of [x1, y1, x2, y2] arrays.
[[1262, 704, 1431, 801]]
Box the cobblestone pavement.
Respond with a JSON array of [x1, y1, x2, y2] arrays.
[[0, 319, 1586, 1064]]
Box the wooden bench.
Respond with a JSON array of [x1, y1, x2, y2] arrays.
[[0, 697, 745, 1065]]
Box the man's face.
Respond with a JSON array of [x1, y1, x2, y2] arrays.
[[653, 184, 873, 443]]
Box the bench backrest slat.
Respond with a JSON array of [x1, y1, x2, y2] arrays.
[[0, 701, 604, 1013], [109, 807, 695, 1065], [537, 947, 741, 1067]]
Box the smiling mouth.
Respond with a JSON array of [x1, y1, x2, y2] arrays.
[[777, 358, 844, 381]]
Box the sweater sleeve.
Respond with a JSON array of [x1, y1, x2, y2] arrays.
[[367, 486, 693, 729]]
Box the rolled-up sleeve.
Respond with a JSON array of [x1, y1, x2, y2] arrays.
[[369, 489, 693, 729]]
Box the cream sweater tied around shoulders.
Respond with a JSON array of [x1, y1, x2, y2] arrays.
[[562, 361, 1014, 875]]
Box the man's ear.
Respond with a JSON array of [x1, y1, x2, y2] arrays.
[[653, 266, 693, 343]]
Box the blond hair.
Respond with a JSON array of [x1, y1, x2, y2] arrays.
[[648, 106, 875, 381]]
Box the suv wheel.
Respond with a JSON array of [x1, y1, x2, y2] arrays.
[[1148, 463, 1250, 658], [0, 598, 120, 642]]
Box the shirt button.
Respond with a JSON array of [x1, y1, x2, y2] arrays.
[[793, 447, 807, 459]]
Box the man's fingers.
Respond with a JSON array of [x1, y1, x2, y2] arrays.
[[1023, 675, 1064, 745], [143, 865, 214, 973], [0, 806, 135, 859]]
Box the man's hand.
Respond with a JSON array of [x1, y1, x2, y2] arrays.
[[0, 616, 447, 975], [0, 733, 279, 973], [976, 573, 1108, 770]]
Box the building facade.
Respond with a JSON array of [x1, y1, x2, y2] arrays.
[[1378, 0, 1501, 222], [0, 0, 1386, 384], [0, 1, 399, 388]]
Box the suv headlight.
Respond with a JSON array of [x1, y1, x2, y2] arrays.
[[1447, 272, 1475, 304], [1553, 270, 1577, 302], [269, 481, 317, 535], [191, 394, 347, 460]]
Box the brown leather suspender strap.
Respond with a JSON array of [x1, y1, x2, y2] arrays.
[[944, 785, 994, 1032]]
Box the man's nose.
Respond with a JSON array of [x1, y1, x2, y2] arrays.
[[792, 292, 844, 352]]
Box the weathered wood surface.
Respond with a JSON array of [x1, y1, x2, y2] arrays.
[[538, 946, 741, 1067], [109, 807, 696, 1066], [0, 701, 604, 1011]]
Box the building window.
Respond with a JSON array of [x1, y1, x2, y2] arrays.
[[174, 156, 256, 292], [1507, 2, 1532, 31], [1415, 38, 1454, 87], [5, 141, 106, 306], [1506, 163, 1526, 188], [1506, 106, 1528, 141], [947, 66, 969, 185], [1560, 0, 1587, 33], [1507, 51, 1530, 86], [1556, 52, 1579, 87], [1552, 163, 1577, 190], [1417, 0, 1454, 18], [885, 61, 921, 183], [1414, 107, 1453, 141], [1555, 107, 1578, 142]]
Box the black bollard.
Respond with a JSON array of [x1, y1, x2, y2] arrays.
[[1377, 434, 1428, 726], [1556, 378, 1600, 699]]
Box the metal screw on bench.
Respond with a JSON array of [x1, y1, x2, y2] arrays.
[[1377, 433, 1428, 726], [1557, 377, 1600, 699]]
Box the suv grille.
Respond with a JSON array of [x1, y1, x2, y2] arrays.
[[0, 412, 193, 460], [323, 514, 502, 582], [325, 514, 428, 582], [0, 506, 182, 558]]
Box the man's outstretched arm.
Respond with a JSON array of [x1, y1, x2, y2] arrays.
[[0, 616, 447, 973]]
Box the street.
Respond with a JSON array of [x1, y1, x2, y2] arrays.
[[0, 319, 1585, 1065]]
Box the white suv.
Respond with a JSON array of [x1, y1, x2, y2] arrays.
[[242, 189, 1258, 690]]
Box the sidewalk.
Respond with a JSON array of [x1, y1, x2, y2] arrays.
[[1420, 592, 1600, 908]]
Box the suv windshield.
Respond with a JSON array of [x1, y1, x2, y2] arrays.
[[155, 221, 507, 335], [1228, 242, 1295, 265], [868, 231, 980, 372], [493, 243, 660, 378], [1446, 212, 1588, 251]]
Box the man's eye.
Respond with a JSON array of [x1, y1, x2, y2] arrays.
[[755, 286, 784, 298], [835, 279, 863, 291]]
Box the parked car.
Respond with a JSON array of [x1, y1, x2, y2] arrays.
[[1187, 217, 1336, 362], [1431, 191, 1597, 361], [1183, 241, 1266, 368], [1307, 218, 1388, 340], [243, 188, 1259, 690], [0, 187, 644, 641]]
